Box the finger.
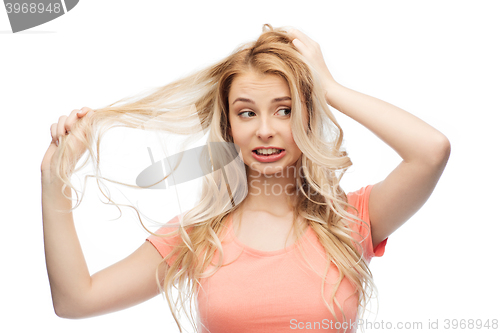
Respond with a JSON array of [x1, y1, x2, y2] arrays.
[[287, 28, 317, 48], [77, 107, 92, 117], [291, 37, 308, 54], [84, 108, 95, 122], [65, 109, 80, 134], [285, 27, 296, 36], [287, 30, 311, 53], [57, 115, 68, 141], [50, 123, 58, 144], [286, 28, 299, 42], [288, 28, 309, 41]]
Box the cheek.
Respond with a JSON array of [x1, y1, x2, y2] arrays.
[[230, 124, 249, 147], [288, 128, 300, 150]]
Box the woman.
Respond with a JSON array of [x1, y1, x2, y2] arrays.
[[41, 24, 450, 332]]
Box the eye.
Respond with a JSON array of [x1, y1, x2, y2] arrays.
[[277, 108, 291, 116], [238, 111, 256, 118]]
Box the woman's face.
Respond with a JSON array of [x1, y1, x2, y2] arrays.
[[228, 71, 304, 176]]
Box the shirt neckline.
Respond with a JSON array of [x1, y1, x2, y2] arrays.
[[227, 211, 313, 257]]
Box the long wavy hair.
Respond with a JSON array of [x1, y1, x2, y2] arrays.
[[53, 24, 377, 332]]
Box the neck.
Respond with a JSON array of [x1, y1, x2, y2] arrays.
[[241, 165, 299, 216]]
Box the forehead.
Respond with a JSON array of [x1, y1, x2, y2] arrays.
[[229, 72, 290, 101]]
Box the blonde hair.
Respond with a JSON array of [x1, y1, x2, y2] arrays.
[[54, 24, 376, 332]]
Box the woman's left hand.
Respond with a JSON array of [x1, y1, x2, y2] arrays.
[[286, 28, 337, 97]]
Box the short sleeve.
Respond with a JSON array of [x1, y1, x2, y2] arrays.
[[346, 184, 388, 262], [146, 214, 184, 267]]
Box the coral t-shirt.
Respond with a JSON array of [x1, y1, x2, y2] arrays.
[[146, 184, 387, 332]]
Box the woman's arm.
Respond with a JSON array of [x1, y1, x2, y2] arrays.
[[41, 109, 167, 318], [324, 81, 450, 248], [42, 174, 167, 318], [287, 29, 451, 248]]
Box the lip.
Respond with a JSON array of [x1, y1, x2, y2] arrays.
[[252, 146, 285, 150], [251, 149, 286, 163]]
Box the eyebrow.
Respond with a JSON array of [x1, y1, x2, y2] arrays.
[[231, 96, 291, 105]]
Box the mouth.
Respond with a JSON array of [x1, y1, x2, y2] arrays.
[[252, 148, 285, 156]]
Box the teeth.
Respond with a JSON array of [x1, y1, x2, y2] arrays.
[[256, 148, 282, 155]]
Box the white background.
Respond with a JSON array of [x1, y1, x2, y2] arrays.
[[1, 1, 499, 332]]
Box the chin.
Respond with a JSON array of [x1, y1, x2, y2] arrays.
[[250, 162, 286, 173]]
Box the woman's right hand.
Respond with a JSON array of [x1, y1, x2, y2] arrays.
[[41, 107, 95, 175]]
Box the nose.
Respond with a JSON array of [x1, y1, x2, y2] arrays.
[[255, 117, 276, 140]]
